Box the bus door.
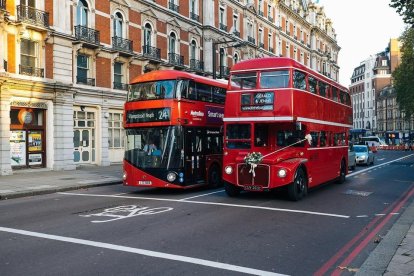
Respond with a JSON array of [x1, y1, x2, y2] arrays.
[[184, 128, 206, 184]]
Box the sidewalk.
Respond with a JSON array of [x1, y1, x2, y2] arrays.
[[0, 164, 413, 275], [0, 164, 123, 200]]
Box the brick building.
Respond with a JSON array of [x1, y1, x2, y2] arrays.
[[0, 0, 341, 174]]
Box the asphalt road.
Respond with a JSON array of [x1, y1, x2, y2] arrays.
[[0, 151, 413, 275]]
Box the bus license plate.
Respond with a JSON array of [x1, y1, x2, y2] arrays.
[[138, 180, 152, 186], [243, 185, 263, 191]]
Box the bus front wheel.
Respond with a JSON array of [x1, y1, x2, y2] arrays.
[[224, 182, 240, 197], [288, 167, 307, 201]]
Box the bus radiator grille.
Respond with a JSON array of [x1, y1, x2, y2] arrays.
[[237, 164, 270, 188]]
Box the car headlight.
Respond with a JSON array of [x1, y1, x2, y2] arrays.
[[167, 172, 177, 182], [278, 169, 287, 178], [123, 171, 127, 180], [225, 166, 233, 175]]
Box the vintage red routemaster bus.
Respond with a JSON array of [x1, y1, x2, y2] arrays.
[[222, 57, 353, 200], [123, 70, 228, 189]]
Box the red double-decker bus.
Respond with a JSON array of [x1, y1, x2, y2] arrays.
[[222, 57, 352, 200], [123, 70, 227, 189]]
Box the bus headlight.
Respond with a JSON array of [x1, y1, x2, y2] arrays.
[[278, 169, 287, 178], [167, 172, 177, 182], [123, 171, 127, 181], [225, 166, 233, 175]]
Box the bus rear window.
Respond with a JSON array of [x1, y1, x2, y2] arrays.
[[260, 70, 289, 88], [231, 73, 257, 89]]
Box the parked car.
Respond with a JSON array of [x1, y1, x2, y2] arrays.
[[354, 145, 375, 166], [348, 142, 356, 170]]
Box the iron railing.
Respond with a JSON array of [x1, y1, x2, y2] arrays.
[[248, 36, 256, 44], [19, 65, 44, 77], [113, 82, 128, 90], [168, 53, 184, 66], [233, 30, 240, 37], [219, 23, 227, 32], [0, 0, 6, 10], [112, 36, 133, 53], [74, 25, 100, 45], [190, 12, 199, 22], [168, 2, 179, 13], [17, 5, 49, 28], [142, 45, 161, 60], [76, 76, 95, 86], [190, 59, 204, 71]]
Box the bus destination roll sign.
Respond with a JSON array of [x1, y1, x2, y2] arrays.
[[126, 108, 171, 123], [241, 92, 274, 111]]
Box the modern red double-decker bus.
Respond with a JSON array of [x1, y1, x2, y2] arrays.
[[123, 70, 228, 189], [222, 57, 352, 200]]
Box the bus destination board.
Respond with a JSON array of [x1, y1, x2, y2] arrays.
[[126, 108, 171, 123]]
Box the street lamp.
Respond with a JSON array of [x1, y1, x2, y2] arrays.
[[212, 40, 246, 79]]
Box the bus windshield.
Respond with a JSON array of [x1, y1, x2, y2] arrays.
[[225, 124, 251, 149], [128, 80, 176, 101], [125, 126, 183, 169]]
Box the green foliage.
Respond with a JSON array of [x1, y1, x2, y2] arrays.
[[244, 152, 263, 165], [390, 0, 414, 26], [392, 27, 414, 117]]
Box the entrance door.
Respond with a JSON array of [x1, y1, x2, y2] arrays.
[[73, 129, 92, 163], [184, 128, 206, 184]]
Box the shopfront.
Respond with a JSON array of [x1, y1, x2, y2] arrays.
[[10, 107, 46, 168]]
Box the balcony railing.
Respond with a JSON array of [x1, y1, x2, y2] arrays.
[[233, 30, 240, 37], [112, 36, 133, 53], [19, 65, 44, 77], [248, 36, 256, 44], [219, 66, 230, 78], [190, 12, 199, 22], [1, 0, 6, 10], [219, 23, 227, 32], [168, 2, 179, 13], [142, 45, 161, 60], [75, 25, 100, 45], [113, 82, 129, 90], [168, 53, 184, 66], [76, 76, 95, 86], [17, 5, 49, 28], [190, 59, 204, 71]]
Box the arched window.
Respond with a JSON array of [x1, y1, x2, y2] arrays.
[[169, 32, 176, 54], [144, 23, 152, 48], [233, 53, 239, 65], [77, 0, 88, 26], [113, 12, 123, 38], [190, 40, 197, 61]]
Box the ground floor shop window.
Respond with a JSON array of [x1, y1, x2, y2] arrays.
[[108, 112, 124, 149]]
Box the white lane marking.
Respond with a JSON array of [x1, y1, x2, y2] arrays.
[[0, 227, 286, 276], [179, 190, 224, 201], [378, 158, 385, 161], [347, 154, 414, 177], [375, 214, 386, 216], [58, 192, 349, 218], [356, 215, 369, 218]]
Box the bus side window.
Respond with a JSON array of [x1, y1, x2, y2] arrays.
[[310, 132, 319, 147], [319, 81, 327, 98], [308, 77, 317, 94], [320, 131, 327, 147], [332, 87, 339, 102], [293, 70, 307, 90], [188, 81, 197, 100]]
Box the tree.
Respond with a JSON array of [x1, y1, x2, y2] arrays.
[[392, 27, 414, 117], [390, 0, 414, 26]]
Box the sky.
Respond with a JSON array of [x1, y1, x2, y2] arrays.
[[318, 0, 407, 86]]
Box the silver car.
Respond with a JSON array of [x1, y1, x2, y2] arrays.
[[348, 142, 356, 170], [354, 145, 375, 166]]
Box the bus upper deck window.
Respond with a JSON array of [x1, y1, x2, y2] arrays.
[[231, 72, 257, 89], [293, 70, 307, 90], [260, 70, 289, 89]]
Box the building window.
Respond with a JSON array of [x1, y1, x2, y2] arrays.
[[114, 62, 123, 87], [76, 0, 88, 26], [108, 112, 124, 149], [20, 39, 38, 70], [233, 53, 239, 64], [169, 32, 177, 54], [144, 23, 152, 47], [113, 12, 123, 38], [21, 0, 35, 7], [190, 40, 197, 60], [77, 54, 90, 84], [219, 7, 225, 25]]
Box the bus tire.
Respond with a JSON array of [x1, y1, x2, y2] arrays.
[[288, 167, 307, 201], [224, 182, 240, 197], [208, 165, 222, 188], [337, 159, 346, 184]]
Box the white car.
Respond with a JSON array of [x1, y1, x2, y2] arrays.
[[348, 142, 356, 170]]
